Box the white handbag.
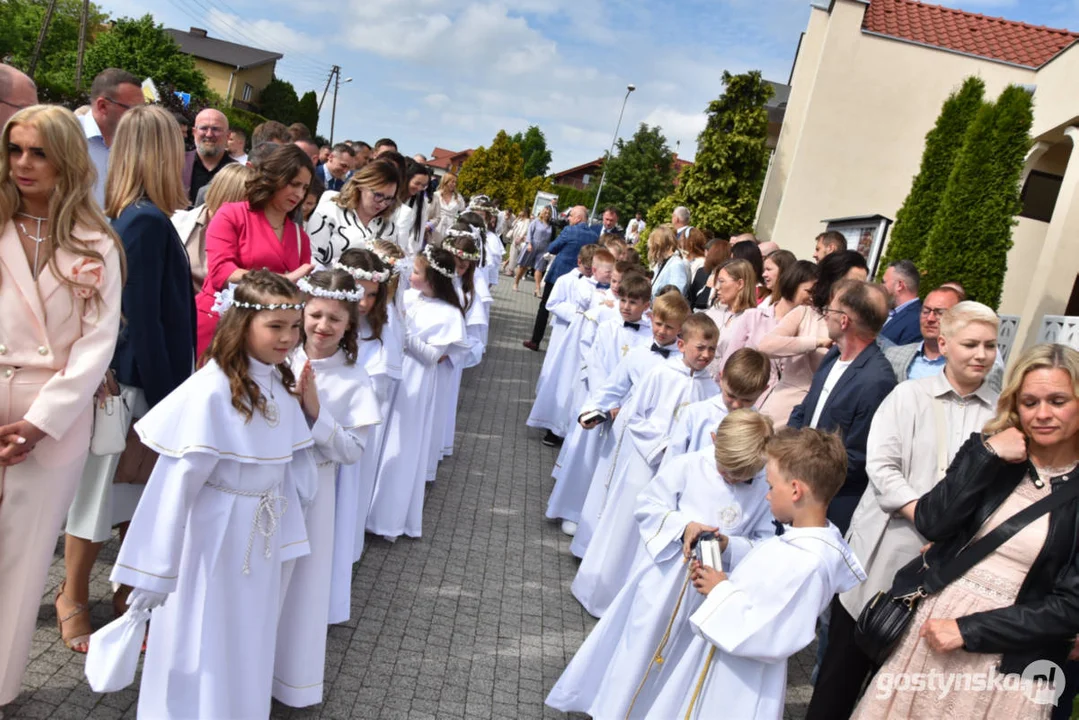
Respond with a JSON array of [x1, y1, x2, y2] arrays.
[[84, 608, 150, 692], [89, 387, 134, 456]]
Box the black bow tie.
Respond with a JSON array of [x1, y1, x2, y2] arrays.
[[596, 282, 611, 290], [651, 343, 671, 358], [624, 321, 641, 330]]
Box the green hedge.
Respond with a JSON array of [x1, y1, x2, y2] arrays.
[[221, 106, 268, 142]]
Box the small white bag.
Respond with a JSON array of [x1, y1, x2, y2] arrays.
[[84, 608, 150, 692], [89, 389, 133, 456]]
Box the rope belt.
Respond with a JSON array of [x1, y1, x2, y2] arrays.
[[206, 481, 288, 575]]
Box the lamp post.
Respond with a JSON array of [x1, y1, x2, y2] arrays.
[[330, 74, 352, 145], [590, 83, 635, 223]]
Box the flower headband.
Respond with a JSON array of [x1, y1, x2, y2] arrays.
[[211, 284, 305, 315], [422, 245, 456, 279], [297, 276, 365, 302], [333, 261, 391, 284], [445, 244, 480, 262]]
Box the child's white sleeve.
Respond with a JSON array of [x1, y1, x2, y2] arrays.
[[635, 462, 691, 563], [111, 453, 218, 594], [721, 500, 778, 570]]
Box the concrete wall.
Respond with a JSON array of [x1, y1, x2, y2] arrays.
[[999, 216, 1049, 315], [762, 0, 1033, 261]]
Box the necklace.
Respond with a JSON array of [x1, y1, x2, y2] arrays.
[[15, 212, 49, 279], [251, 375, 281, 428]]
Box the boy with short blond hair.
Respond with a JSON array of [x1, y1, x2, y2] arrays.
[[572, 312, 722, 616], [648, 427, 866, 720]]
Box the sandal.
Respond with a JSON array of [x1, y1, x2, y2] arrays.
[[55, 584, 91, 653]]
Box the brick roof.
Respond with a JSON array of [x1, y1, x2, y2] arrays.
[[861, 0, 1079, 69]]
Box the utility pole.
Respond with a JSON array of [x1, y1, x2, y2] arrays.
[[28, 0, 59, 78], [318, 65, 338, 112], [74, 0, 89, 91], [329, 69, 352, 145]]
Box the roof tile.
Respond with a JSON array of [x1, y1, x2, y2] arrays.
[[862, 0, 1078, 68]]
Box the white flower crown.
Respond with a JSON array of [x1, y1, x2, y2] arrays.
[[211, 284, 305, 314], [333, 261, 391, 283], [445, 244, 480, 262], [423, 245, 456, 279], [297, 276, 365, 302]]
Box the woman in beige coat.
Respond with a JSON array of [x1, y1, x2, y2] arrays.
[[0, 106, 124, 706]]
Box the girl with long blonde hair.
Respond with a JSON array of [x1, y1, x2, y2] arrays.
[[0, 105, 124, 702]]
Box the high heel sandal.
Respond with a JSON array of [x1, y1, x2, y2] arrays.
[[55, 584, 91, 654]]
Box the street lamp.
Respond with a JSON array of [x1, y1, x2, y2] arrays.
[[330, 75, 353, 145], [590, 83, 636, 224]]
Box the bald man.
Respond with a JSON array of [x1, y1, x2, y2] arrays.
[[294, 139, 319, 166], [0, 64, 38, 127], [184, 108, 234, 204], [524, 205, 600, 350]]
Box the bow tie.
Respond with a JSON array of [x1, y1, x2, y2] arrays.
[[624, 321, 641, 330], [596, 282, 611, 290], [651, 343, 671, 358]]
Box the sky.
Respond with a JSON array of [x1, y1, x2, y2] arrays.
[[94, 0, 1079, 174]]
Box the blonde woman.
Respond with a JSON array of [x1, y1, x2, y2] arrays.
[[0, 105, 124, 703], [307, 158, 401, 268], [515, 205, 552, 295], [427, 170, 465, 238], [705, 258, 757, 372], [647, 225, 690, 297], [56, 105, 197, 653], [172, 163, 255, 292]]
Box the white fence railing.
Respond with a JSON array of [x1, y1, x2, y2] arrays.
[[997, 315, 1020, 364], [1036, 315, 1079, 350]]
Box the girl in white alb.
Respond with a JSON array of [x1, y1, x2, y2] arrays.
[[367, 245, 467, 540], [273, 269, 380, 707], [111, 270, 317, 720]]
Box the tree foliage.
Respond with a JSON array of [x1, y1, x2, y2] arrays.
[[258, 76, 300, 125], [878, 76, 985, 278], [647, 70, 772, 234], [597, 123, 676, 219], [510, 125, 552, 178], [296, 91, 319, 141], [553, 183, 596, 213], [1, 0, 109, 93], [84, 15, 208, 97], [919, 85, 1033, 309], [458, 130, 551, 212]]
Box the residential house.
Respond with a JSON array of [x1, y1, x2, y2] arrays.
[[427, 147, 475, 177], [166, 27, 283, 111], [552, 154, 695, 191]]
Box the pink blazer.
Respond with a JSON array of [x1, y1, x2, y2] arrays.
[[755, 305, 829, 426], [0, 220, 122, 463], [195, 202, 312, 355]]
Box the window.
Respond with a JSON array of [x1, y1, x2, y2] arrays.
[[581, 173, 592, 186], [242, 83, 254, 102], [1020, 170, 1063, 223]]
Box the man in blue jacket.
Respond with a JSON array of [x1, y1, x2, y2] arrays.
[[879, 259, 923, 346], [523, 206, 599, 351]]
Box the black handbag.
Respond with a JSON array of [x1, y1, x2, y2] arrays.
[[854, 472, 1079, 666]]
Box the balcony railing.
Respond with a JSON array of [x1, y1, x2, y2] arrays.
[[1036, 315, 1079, 350]]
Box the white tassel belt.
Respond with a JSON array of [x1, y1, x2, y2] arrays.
[[206, 481, 287, 575]]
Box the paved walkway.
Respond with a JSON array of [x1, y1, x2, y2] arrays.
[[10, 278, 813, 719]]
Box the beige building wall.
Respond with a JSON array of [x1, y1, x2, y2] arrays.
[[191, 59, 275, 105], [999, 217, 1049, 315], [193, 59, 234, 99], [761, 0, 1033, 262]]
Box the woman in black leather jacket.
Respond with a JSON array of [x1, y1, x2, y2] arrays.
[[852, 343, 1079, 719]]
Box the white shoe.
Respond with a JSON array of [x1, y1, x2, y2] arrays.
[[561, 520, 578, 536]]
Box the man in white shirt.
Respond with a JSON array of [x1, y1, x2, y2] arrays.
[[227, 128, 247, 165], [80, 68, 143, 207], [316, 144, 355, 192]]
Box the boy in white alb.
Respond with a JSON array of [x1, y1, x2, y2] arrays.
[[526, 245, 598, 442], [648, 427, 867, 720], [662, 348, 772, 466], [567, 290, 691, 555], [527, 248, 613, 445], [572, 312, 722, 617], [547, 271, 653, 533]]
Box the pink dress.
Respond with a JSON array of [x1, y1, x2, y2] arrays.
[[755, 305, 828, 426], [195, 201, 311, 356], [852, 470, 1067, 720], [719, 304, 780, 388]]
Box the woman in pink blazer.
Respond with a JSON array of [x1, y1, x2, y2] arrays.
[[0, 106, 125, 705], [195, 144, 314, 356]]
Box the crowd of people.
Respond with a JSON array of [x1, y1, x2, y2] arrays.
[[2, 57, 1079, 720], [0, 63, 513, 717], [524, 203, 1079, 719]]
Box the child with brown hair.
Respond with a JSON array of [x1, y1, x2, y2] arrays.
[[111, 270, 318, 719], [650, 427, 866, 719], [547, 410, 778, 718], [572, 312, 723, 616]]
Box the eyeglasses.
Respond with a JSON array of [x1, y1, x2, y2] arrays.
[[821, 306, 848, 318], [369, 190, 395, 206], [103, 96, 140, 111], [0, 99, 32, 112], [195, 125, 225, 135], [921, 307, 947, 318]]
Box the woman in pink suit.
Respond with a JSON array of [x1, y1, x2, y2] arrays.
[[756, 251, 868, 425], [0, 105, 125, 707], [195, 143, 314, 356]]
